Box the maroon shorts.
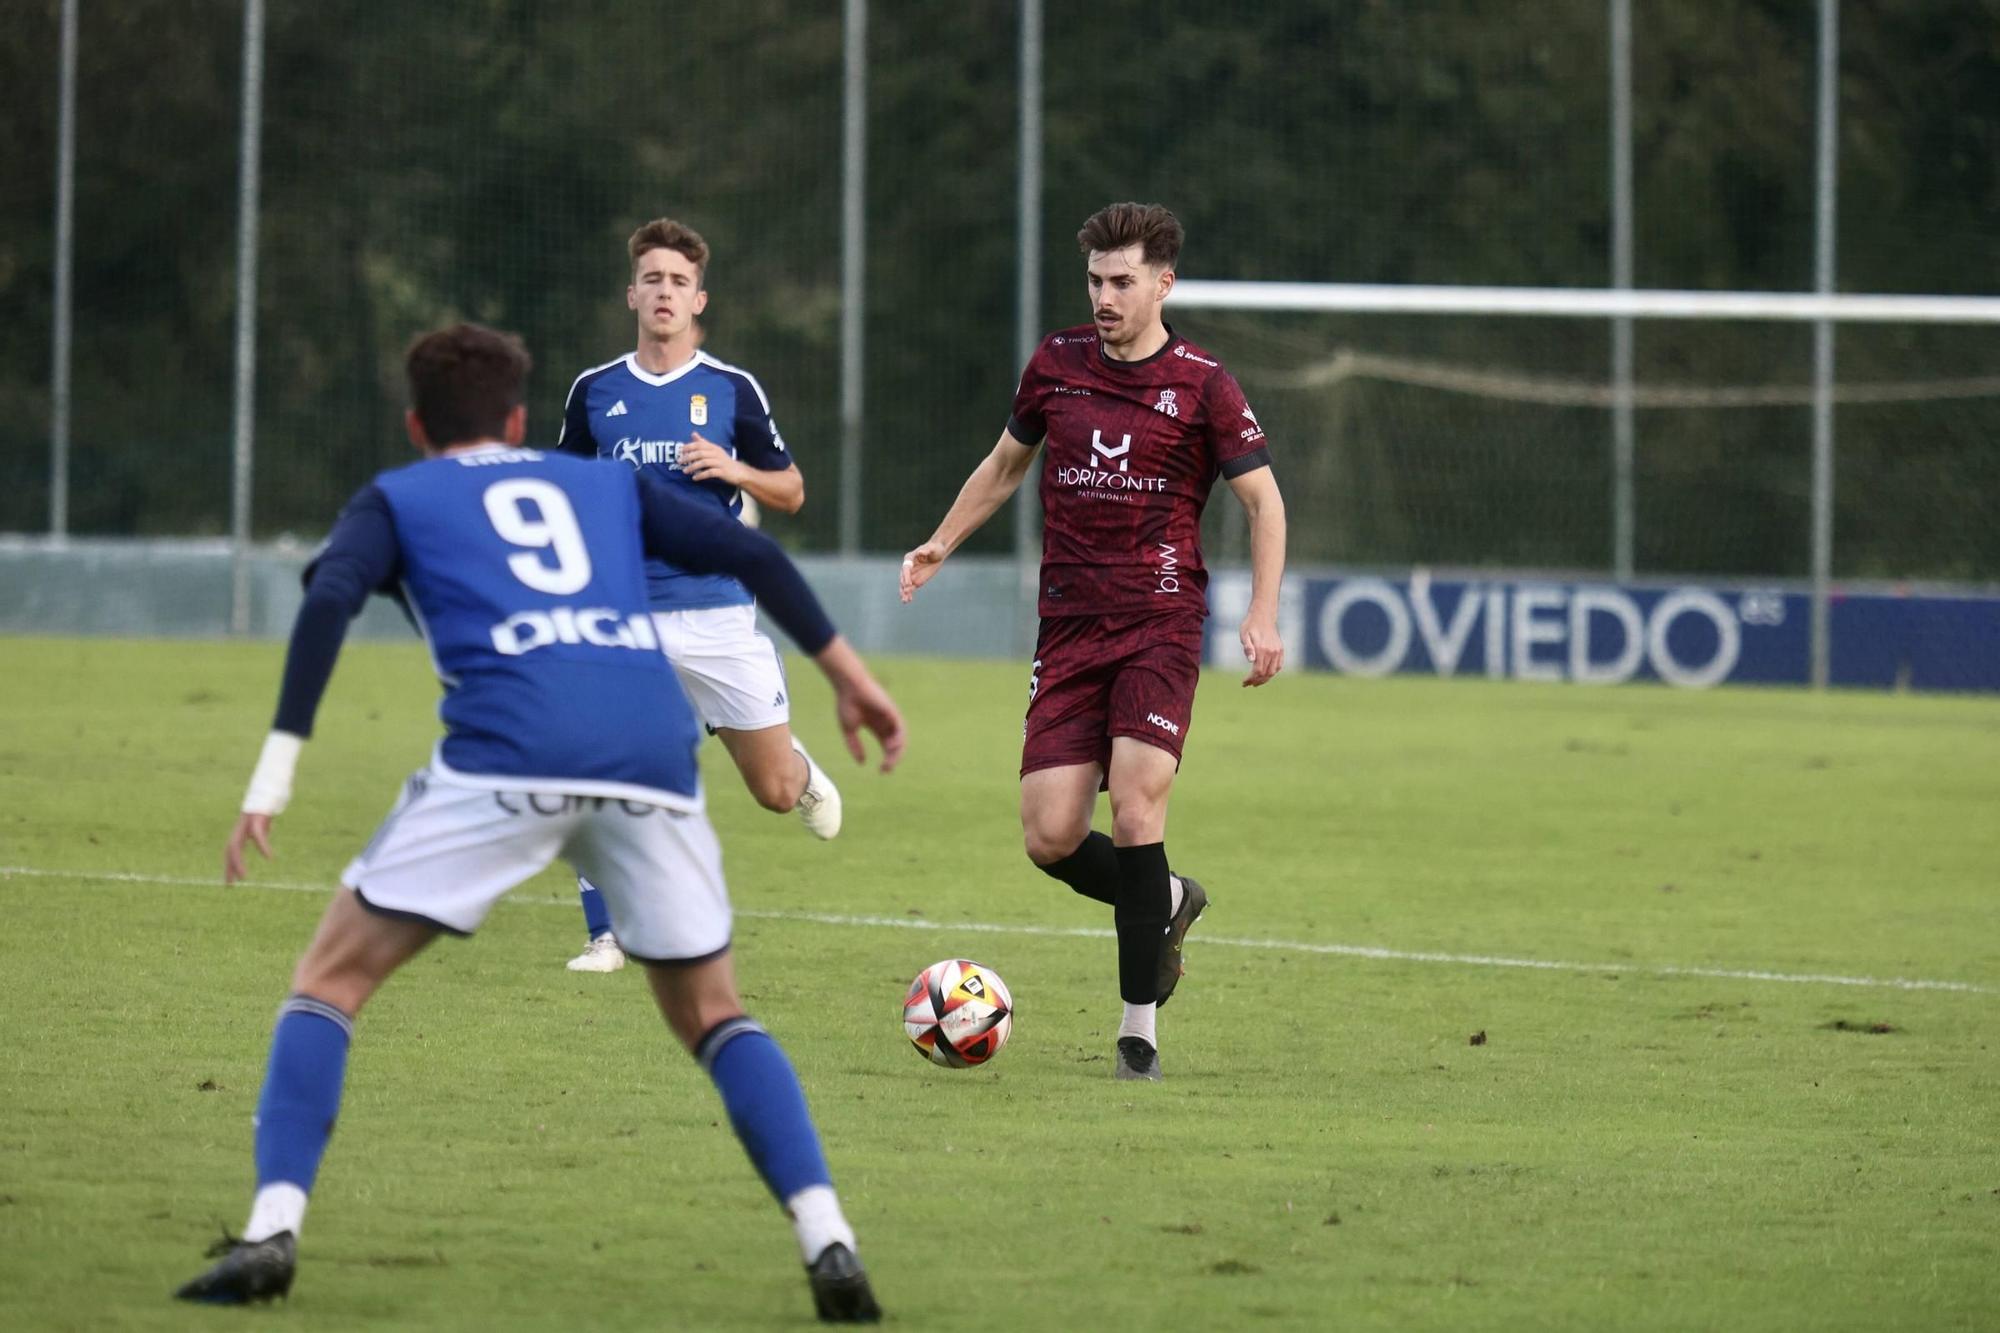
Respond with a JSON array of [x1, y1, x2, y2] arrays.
[[1020, 610, 1205, 779]]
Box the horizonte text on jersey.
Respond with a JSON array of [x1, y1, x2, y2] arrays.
[[1051, 466, 1169, 491]]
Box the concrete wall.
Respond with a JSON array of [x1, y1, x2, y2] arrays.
[[0, 537, 1038, 657], [10, 538, 1995, 692]]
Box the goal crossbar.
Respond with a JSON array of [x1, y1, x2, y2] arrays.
[[1169, 280, 2000, 325]]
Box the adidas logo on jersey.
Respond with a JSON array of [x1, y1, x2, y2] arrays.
[[605, 400, 629, 417]]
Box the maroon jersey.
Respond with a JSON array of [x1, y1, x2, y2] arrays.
[[1006, 323, 1270, 618]]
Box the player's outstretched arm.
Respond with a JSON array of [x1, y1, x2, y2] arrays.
[[899, 429, 1039, 603], [223, 608, 343, 883], [225, 805, 280, 884], [812, 636, 906, 772], [634, 476, 832, 648], [224, 490, 400, 883], [1228, 466, 1288, 687], [636, 475, 908, 769]]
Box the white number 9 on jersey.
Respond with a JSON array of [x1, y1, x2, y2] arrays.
[[482, 479, 594, 594]]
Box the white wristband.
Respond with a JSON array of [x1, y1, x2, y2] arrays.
[[242, 732, 304, 816]]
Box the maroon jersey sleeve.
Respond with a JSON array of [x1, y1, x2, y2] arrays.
[[1004, 338, 1058, 446], [1202, 368, 1272, 478]]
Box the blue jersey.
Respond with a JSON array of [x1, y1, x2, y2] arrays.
[[557, 351, 793, 612], [369, 447, 704, 806]]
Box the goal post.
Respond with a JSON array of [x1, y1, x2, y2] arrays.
[[1172, 281, 2000, 690], [1170, 282, 2000, 326]]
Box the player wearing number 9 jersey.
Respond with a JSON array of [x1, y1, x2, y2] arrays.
[[176, 324, 896, 1322], [330, 434, 716, 804]]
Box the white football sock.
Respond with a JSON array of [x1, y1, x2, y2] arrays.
[[1168, 874, 1186, 917], [785, 1184, 857, 1265], [1118, 1001, 1157, 1047], [244, 1182, 307, 1242]]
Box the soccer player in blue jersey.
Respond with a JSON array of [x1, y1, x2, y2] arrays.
[[174, 324, 896, 1322], [555, 216, 835, 974]]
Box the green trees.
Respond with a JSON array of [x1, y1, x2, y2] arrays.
[[4, 1, 1996, 577]]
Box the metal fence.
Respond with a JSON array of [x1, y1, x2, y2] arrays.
[[8, 1, 2000, 651]]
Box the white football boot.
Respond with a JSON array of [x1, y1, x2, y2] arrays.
[[792, 738, 842, 840], [566, 933, 626, 973]]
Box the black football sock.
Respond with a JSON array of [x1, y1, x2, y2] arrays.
[[1113, 841, 1172, 1005], [1037, 830, 1120, 906]]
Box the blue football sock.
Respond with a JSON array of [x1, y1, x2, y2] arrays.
[[253, 996, 353, 1193], [578, 876, 614, 940], [696, 1017, 832, 1202]]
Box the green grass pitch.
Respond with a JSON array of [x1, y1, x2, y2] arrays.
[[2, 635, 1997, 1330]]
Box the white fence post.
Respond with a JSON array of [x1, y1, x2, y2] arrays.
[[228, 0, 267, 634]]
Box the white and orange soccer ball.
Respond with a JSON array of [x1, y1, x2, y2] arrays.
[[902, 958, 1014, 1068]]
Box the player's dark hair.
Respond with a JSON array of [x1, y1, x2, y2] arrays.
[[629, 217, 711, 286], [1077, 202, 1183, 270], [404, 323, 532, 446]]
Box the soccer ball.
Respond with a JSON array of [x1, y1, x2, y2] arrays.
[[902, 958, 1013, 1068]]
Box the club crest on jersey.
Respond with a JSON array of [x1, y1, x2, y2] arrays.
[[689, 394, 709, 427], [1154, 389, 1179, 418]]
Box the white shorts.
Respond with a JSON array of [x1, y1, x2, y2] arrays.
[[653, 604, 791, 733], [343, 768, 731, 963]]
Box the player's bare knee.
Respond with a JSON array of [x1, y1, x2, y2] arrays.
[[664, 997, 744, 1053], [1023, 820, 1088, 866], [750, 773, 801, 812], [661, 1008, 705, 1053], [1108, 782, 1173, 843], [1021, 801, 1090, 863], [286, 964, 367, 1018], [290, 951, 363, 1013], [1109, 799, 1168, 847], [743, 752, 806, 812], [643, 979, 706, 1049], [644, 960, 743, 1052]]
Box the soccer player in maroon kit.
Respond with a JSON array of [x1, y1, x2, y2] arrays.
[[899, 202, 1286, 1081]]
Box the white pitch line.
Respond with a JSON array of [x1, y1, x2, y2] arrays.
[[2, 864, 1991, 996]]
